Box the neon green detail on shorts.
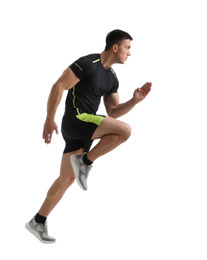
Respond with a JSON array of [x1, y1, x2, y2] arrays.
[[73, 85, 103, 125], [76, 113, 104, 126], [92, 59, 100, 63]]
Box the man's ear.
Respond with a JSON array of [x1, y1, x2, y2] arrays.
[[112, 44, 118, 53]]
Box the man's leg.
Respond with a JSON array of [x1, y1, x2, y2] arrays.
[[69, 117, 131, 191], [87, 116, 131, 162], [38, 148, 84, 218], [25, 148, 84, 243]]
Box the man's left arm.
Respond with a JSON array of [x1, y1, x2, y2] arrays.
[[104, 82, 152, 119]]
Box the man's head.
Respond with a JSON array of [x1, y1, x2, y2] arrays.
[[105, 29, 133, 64]]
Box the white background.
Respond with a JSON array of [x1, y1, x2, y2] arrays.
[[0, 0, 207, 259]]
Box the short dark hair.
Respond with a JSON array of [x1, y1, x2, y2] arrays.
[[105, 29, 133, 51]]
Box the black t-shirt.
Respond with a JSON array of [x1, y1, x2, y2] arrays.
[[65, 53, 119, 114]]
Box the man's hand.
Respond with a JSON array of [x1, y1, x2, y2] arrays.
[[43, 117, 58, 144], [133, 82, 152, 104]]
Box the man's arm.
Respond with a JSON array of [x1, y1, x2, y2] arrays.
[[104, 82, 152, 119], [43, 68, 79, 144]]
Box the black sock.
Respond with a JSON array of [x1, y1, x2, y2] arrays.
[[35, 213, 47, 225], [83, 153, 93, 166]]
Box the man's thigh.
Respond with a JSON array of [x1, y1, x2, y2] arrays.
[[91, 116, 130, 140]]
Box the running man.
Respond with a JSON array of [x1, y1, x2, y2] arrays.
[[25, 29, 152, 243]]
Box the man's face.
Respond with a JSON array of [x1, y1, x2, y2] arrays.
[[115, 39, 131, 64]]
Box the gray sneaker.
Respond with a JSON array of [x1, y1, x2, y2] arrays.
[[25, 217, 56, 244], [70, 154, 92, 191]]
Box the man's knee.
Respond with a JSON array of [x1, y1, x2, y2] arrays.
[[60, 175, 75, 189], [60, 165, 76, 187], [66, 176, 76, 186], [121, 123, 132, 142]]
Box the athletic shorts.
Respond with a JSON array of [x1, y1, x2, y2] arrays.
[[61, 107, 105, 154]]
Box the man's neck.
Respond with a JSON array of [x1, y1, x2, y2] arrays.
[[100, 50, 116, 70]]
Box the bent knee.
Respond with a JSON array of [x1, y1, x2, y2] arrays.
[[121, 123, 132, 141], [60, 172, 75, 187], [63, 176, 76, 188]]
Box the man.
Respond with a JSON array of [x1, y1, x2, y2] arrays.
[[25, 29, 152, 243]]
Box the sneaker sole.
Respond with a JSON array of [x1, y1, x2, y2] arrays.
[[70, 155, 86, 191], [25, 223, 56, 244]]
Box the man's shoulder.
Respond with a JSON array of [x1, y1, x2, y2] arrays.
[[79, 53, 100, 62], [69, 54, 100, 80], [74, 53, 100, 70]]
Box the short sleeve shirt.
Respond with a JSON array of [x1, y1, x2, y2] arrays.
[[65, 53, 119, 114]]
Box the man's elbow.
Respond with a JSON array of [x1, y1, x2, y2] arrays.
[[107, 109, 118, 119], [50, 82, 65, 98], [53, 80, 65, 91]]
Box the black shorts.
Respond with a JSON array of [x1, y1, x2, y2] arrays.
[[61, 107, 105, 154]]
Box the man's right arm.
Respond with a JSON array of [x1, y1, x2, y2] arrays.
[[43, 68, 79, 144]]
